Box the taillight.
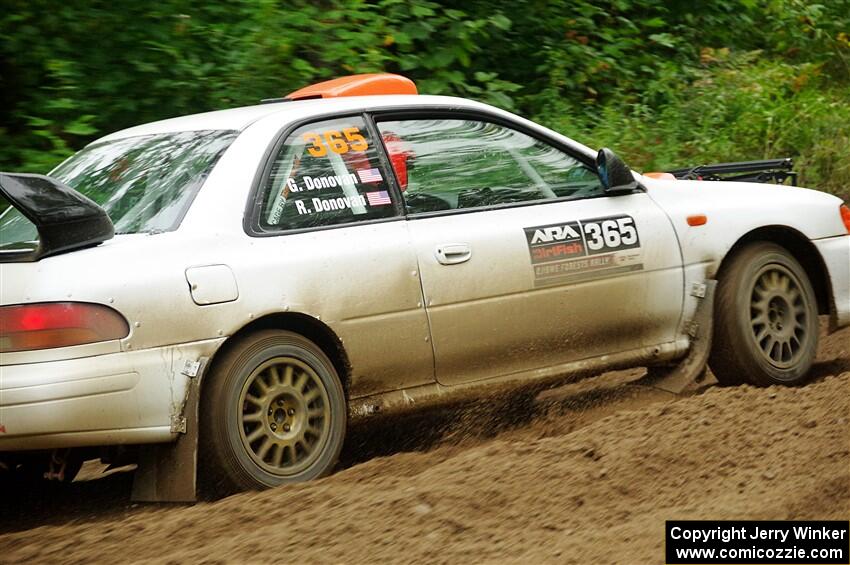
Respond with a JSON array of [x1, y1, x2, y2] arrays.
[[0, 302, 129, 353], [840, 204, 850, 234]]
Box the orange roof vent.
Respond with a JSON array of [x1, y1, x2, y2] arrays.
[[644, 172, 677, 180], [286, 73, 418, 101]]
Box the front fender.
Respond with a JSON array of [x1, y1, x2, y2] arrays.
[[644, 178, 845, 274]]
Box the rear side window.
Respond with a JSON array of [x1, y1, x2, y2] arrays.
[[259, 116, 397, 231], [376, 119, 602, 214]]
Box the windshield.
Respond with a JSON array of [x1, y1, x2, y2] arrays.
[[50, 129, 237, 234]]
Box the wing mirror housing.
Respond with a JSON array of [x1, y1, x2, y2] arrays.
[[596, 148, 641, 194]]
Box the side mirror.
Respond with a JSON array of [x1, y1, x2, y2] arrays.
[[596, 148, 640, 194]]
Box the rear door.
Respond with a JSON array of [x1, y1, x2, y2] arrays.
[[245, 114, 435, 397], [374, 113, 684, 386]]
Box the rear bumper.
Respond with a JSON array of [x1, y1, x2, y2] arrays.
[[814, 235, 850, 330], [0, 338, 223, 451]]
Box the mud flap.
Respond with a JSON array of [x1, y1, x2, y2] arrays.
[[637, 280, 717, 394], [131, 373, 201, 503]]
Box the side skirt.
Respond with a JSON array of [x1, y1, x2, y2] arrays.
[[348, 338, 689, 422]]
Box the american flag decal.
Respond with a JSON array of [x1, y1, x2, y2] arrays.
[[366, 191, 392, 206], [357, 167, 383, 183]]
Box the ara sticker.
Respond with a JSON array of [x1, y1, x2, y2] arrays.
[[524, 214, 643, 286]]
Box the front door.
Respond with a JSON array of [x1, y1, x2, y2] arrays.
[[374, 115, 683, 385]]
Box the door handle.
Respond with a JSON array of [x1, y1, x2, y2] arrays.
[[435, 243, 472, 265]]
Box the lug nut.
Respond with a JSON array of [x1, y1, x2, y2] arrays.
[[268, 409, 273, 416], [270, 423, 277, 431], [287, 408, 295, 416], [277, 399, 284, 406], [283, 424, 291, 432]]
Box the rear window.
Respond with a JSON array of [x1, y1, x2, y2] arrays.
[[50, 129, 237, 234]]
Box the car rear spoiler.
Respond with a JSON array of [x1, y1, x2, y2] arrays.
[[0, 172, 114, 262], [667, 158, 797, 185]]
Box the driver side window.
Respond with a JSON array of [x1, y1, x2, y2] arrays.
[[376, 118, 601, 214]]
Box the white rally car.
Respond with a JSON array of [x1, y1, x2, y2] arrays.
[[1, 74, 848, 500]]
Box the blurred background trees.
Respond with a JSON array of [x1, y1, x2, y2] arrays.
[[2, 0, 848, 193]]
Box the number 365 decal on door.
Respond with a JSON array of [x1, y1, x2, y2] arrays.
[[523, 215, 644, 286]]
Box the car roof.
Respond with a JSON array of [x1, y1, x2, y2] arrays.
[[97, 95, 497, 142], [95, 93, 596, 161]]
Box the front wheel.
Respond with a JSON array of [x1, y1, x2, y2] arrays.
[[199, 330, 346, 495], [709, 242, 819, 386]]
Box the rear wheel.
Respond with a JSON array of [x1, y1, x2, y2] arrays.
[[199, 330, 346, 495], [709, 242, 818, 386]]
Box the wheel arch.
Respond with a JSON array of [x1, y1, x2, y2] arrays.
[[204, 312, 352, 399], [716, 225, 832, 317]]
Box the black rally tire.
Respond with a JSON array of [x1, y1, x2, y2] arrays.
[[199, 330, 346, 495], [709, 241, 819, 386]]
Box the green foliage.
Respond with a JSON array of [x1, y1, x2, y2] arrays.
[[544, 57, 850, 195], [1, 0, 848, 195]]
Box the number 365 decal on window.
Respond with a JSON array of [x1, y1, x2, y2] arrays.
[[302, 127, 369, 157], [524, 214, 643, 286]]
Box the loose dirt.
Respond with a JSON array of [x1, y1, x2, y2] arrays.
[[1, 323, 847, 564]]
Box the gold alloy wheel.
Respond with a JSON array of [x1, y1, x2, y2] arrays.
[[749, 264, 811, 369], [237, 357, 331, 476]]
